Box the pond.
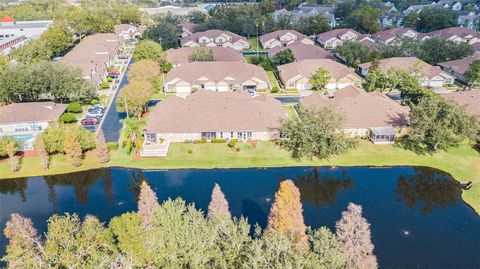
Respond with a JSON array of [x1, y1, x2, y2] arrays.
[[0, 166, 479, 269]]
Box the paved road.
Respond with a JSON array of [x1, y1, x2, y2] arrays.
[[100, 59, 132, 142]]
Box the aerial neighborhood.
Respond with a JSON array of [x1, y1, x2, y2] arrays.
[[0, 0, 480, 268]]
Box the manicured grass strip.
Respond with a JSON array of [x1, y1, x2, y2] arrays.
[[1, 141, 479, 214], [267, 71, 280, 89]]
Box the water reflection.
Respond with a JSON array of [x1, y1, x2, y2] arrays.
[[0, 177, 29, 202], [395, 167, 462, 213], [43, 169, 112, 207], [128, 170, 148, 201], [295, 168, 353, 207]]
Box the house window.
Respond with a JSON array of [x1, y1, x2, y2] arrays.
[[220, 132, 223, 138], [231, 132, 234, 138], [288, 83, 295, 88], [237, 131, 252, 141]]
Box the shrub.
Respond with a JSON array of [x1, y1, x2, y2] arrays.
[[187, 149, 193, 154], [39, 124, 95, 154], [271, 86, 280, 93], [236, 146, 241, 152], [194, 139, 207, 144], [101, 81, 109, 89], [90, 99, 100, 105], [107, 77, 113, 82], [0, 137, 19, 157], [211, 138, 226, 143], [107, 142, 119, 151], [60, 113, 77, 123], [66, 102, 82, 113], [184, 140, 193, 144], [228, 139, 237, 148]]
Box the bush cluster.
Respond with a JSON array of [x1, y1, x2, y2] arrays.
[[193, 139, 207, 144], [66, 102, 83, 113], [60, 113, 77, 123], [211, 138, 226, 143], [228, 139, 237, 148]]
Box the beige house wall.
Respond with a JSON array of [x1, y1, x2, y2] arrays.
[[152, 130, 280, 142]]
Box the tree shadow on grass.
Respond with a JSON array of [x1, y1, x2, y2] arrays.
[[394, 136, 434, 156]]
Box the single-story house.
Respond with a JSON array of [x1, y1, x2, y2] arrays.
[[421, 27, 480, 45], [437, 53, 480, 83], [60, 33, 121, 87], [316, 28, 361, 49], [141, 90, 287, 156], [299, 86, 410, 144], [441, 90, 480, 116], [114, 24, 143, 41], [164, 61, 270, 97], [180, 29, 249, 51], [260, 30, 314, 49], [372, 28, 419, 44], [0, 102, 67, 150], [166, 47, 245, 67], [358, 57, 455, 87], [277, 59, 362, 91], [268, 41, 333, 61], [177, 22, 198, 37]]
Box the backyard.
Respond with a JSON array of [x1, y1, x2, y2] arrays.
[[1, 141, 479, 214]]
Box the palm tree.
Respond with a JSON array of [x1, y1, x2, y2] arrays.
[[121, 118, 143, 154]]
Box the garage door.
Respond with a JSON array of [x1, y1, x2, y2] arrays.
[[429, 80, 444, 87], [217, 85, 229, 92], [176, 86, 191, 97]]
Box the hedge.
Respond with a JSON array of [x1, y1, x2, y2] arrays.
[[66, 102, 82, 113], [211, 138, 226, 143], [271, 86, 280, 93], [60, 113, 77, 123], [194, 139, 207, 144], [101, 81, 110, 89], [228, 139, 237, 148]]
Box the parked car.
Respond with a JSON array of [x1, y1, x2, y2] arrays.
[[86, 110, 104, 118], [118, 55, 129, 59], [88, 104, 105, 112], [81, 117, 98, 125]]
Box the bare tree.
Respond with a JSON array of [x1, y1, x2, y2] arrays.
[[138, 181, 159, 229], [35, 137, 49, 170], [3, 214, 44, 268], [207, 183, 231, 219], [336, 203, 378, 269]]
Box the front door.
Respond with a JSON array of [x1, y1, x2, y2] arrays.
[[237, 131, 252, 141]]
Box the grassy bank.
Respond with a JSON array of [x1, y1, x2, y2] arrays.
[[1, 141, 479, 213]]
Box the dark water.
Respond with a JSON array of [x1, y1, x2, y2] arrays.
[[0, 166, 479, 269]]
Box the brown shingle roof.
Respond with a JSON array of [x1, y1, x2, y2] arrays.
[[441, 90, 480, 115], [60, 33, 120, 82], [180, 29, 246, 46], [424, 27, 480, 41], [269, 42, 333, 61], [178, 22, 197, 33], [373, 28, 418, 42], [358, 57, 444, 79], [260, 30, 308, 44], [437, 53, 480, 75], [277, 59, 361, 81], [146, 90, 287, 133], [165, 61, 269, 85], [316, 28, 361, 42], [300, 86, 410, 128], [0, 102, 67, 124], [166, 47, 245, 65]]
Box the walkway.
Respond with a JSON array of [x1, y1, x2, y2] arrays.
[[100, 59, 131, 142]]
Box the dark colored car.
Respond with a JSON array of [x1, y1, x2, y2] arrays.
[[81, 117, 98, 125]]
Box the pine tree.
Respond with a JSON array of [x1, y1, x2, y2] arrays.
[[6, 140, 19, 172], [35, 136, 49, 170], [138, 181, 159, 229], [95, 129, 110, 164], [207, 183, 231, 219], [266, 179, 307, 249], [3, 214, 44, 268], [64, 129, 83, 167], [336, 203, 378, 269]]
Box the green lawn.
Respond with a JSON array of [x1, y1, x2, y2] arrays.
[[245, 37, 265, 51], [1, 141, 479, 214], [267, 71, 281, 89], [283, 105, 298, 120]]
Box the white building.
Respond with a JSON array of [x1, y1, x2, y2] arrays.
[[0, 16, 52, 40], [0, 102, 67, 150]]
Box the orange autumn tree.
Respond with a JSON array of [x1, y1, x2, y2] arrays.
[[266, 179, 307, 249]]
